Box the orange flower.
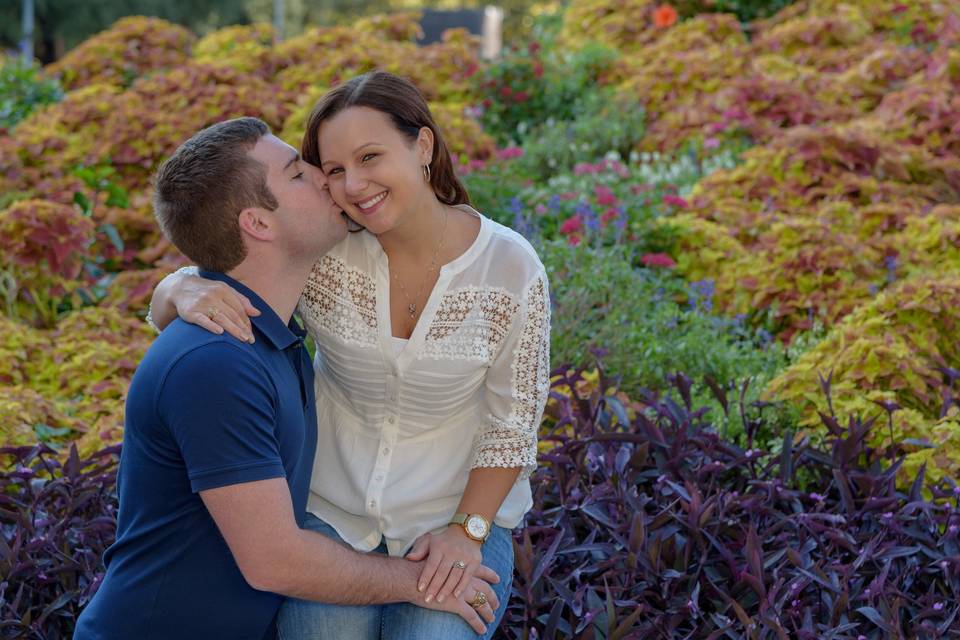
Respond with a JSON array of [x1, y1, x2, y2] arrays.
[[653, 4, 678, 28]]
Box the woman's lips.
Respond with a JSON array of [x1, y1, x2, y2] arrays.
[[355, 190, 387, 216]]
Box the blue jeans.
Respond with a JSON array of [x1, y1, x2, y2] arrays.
[[276, 513, 514, 640]]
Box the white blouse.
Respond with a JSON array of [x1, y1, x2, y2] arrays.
[[297, 206, 551, 555]]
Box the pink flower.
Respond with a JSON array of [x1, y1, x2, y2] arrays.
[[631, 184, 653, 195], [573, 162, 600, 175], [641, 253, 676, 268], [594, 185, 618, 206], [601, 207, 619, 225], [567, 234, 582, 247], [559, 215, 583, 235], [500, 86, 513, 99], [560, 191, 580, 201], [513, 91, 530, 103], [703, 137, 720, 149], [663, 194, 689, 209], [535, 204, 547, 215], [496, 146, 524, 160]]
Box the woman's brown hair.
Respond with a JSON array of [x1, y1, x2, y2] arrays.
[[301, 71, 470, 208]]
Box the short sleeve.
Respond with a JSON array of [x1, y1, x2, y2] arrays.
[[157, 342, 285, 493], [475, 272, 551, 479]]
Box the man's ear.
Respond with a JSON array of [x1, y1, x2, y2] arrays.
[[238, 207, 275, 242], [416, 126, 435, 166]]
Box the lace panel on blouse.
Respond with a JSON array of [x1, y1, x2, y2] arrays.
[[474, 276, 550, 476], [300, 255, 378, 347], [421, 287, 519, 363]]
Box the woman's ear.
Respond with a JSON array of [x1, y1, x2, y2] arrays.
[[417, 126, 435, 166], [238, 207, 275, 242]]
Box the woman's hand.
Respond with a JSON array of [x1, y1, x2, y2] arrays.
[[406, 526, 484, 604], [173, 275, 260, 342]]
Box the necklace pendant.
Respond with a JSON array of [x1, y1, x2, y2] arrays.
[[407, 303, 417, 317]]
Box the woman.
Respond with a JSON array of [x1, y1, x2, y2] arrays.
[[148, 71, 550, 639]]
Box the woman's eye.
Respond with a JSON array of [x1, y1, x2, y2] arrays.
[[293, 172, 304, 180], [326, 167, 343, 176], [362, 153, 377, 162]]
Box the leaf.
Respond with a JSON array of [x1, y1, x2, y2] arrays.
[[73, 191, 92, 216], [544, 597, 564, 640], [99, 223, 125, 252], [856, 606, 895, 633]]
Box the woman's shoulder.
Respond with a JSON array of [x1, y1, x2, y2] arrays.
[[456, 205, 546, 289], [455, 206, 540, 264]]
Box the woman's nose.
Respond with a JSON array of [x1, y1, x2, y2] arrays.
[[343, 169, 367, 196]]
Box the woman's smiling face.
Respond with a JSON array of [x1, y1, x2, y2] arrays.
[[317, 106, 434, 235]]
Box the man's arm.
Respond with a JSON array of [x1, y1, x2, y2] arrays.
[[201, 478, 498, 633], [201, 478, 416, 602]]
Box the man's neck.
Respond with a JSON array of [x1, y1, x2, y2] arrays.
[[228, 260, 311, 324]]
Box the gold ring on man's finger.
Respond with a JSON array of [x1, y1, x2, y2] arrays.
[[453, 560, 467, 570], [469, 590, 487, 609], [207, 307, 218, 320]]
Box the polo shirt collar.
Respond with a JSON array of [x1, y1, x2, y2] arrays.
[[197, 270, 304, 350]]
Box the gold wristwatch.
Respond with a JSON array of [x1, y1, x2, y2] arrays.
[[449, 512, 491, 542]]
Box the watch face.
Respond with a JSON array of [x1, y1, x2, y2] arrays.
[[466, 515, 488, 539]]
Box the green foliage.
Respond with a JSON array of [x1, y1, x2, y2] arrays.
[[511, 89, 645, 180], [675, 0, 794, 23], [766, 273, 960, 484], [474, 41, 621, 144], [0, 58, 63, 131], [0, 199, 96, 327], [544, 240, 791, 440]]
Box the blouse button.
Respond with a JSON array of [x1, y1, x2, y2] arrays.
[[369, 500, 377, 508], [387, 416, 396, 424], [383, 447, 390, 455]]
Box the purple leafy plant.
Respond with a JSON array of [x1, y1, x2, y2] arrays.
[[1, 443, 119, 639], [496, 365, 960, 639]]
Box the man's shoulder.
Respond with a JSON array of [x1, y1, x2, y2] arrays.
[[142, 320, 264, 384]]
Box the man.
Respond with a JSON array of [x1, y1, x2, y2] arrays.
[[74, 117, 498, 639]]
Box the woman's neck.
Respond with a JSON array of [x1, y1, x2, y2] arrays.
[[376, 192, 450, 263]]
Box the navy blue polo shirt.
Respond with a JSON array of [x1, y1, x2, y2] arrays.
[[75, 271, 317, 640]]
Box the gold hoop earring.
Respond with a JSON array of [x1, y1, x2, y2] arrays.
[[422, 163, 431, 183]]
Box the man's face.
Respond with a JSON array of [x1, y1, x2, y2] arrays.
[[248, 134, 347, 260]]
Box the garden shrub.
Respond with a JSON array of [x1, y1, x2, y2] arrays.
[[498, 366, 960, 638], [474, 40, 621, 145], [0, 444, 120, 639], [558, 0, 667, 54], [673, 0, 794, 22], [543, 241, 789, 440], [8, 367, 957, 639], [674, 125, 960, 337], [191, 23, 277, 77], [508, 89, 646, 180], [0, 199, 96, 328], [0, 59, 63, 132], [766, 273, 960, 483], [614, 13, 749, 151], [45, 16, 195, 91]]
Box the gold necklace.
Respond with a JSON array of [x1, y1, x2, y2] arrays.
[[392, 209, 449, 319]]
